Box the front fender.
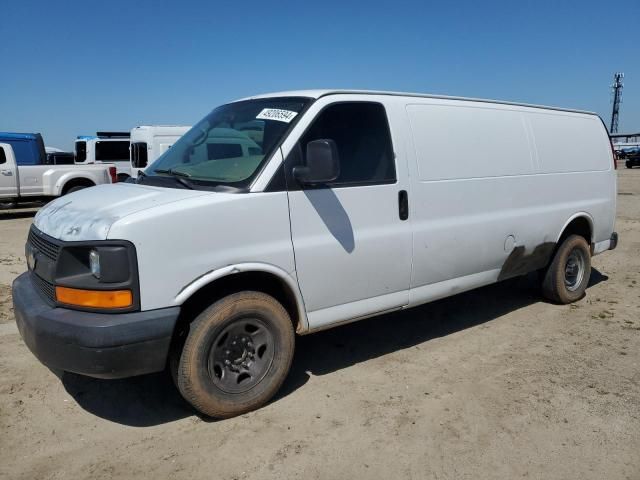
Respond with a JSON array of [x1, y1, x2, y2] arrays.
[[173, 263, 309, 333]]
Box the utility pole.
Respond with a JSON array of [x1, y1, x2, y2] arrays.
[[610, 72, 624, 134]]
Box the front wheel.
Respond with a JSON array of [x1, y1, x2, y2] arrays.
[[627, 160, 634, 169], [542, 234, 591, 304], [174, 291, 295, 418]]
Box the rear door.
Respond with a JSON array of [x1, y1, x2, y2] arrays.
[[0, 144, 18, 198], [9, 139, 44, 196], [285, 98, 413, 330]]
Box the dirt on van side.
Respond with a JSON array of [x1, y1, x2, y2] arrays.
[[0, 170, 639, 480]]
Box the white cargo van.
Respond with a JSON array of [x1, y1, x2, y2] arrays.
[[129, 125, 191, 179], [13, 90, 617, 418], [75, 133, 131, 181]]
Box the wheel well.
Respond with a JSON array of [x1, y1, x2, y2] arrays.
[[62, 178, 95, 194], [174, 271, 301, 338], [558, 216, 592, 246]]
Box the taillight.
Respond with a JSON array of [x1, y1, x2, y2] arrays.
[[108, 166, 117, 183], [609, 137, 617, 170]]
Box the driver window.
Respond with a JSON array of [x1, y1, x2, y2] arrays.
[[299, 102, 396, 186]]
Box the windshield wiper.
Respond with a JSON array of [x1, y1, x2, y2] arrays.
[[154, 168, 195, 189]]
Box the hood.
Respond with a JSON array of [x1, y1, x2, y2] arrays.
[[34, 183, 211, 241]]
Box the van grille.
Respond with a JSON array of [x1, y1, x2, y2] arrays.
[[27, 226, 60, 304], [28, 227, 60, 262], [32, 271, 56, 303]]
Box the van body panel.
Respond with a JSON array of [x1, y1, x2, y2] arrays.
[[408, 269, 501, 308], [280, 95, 413, 329], [107, 190, 296, 312], [288, 183, 412, 313], [406, 102, 537, 181], [241, 89, 595, 116], [172, 262, 309, 332], [306, 289, 407, 331], [34, 183, 210, 241], [402, 98, 616, 305], [528, 112, 611, 173]]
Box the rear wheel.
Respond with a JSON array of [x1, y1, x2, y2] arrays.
[[542, 234, 591, 304], [173, 291, 295, 418]]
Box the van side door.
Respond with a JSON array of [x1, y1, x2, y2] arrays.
[[0, 144, 19, 198], [285, 98, 413, 330]]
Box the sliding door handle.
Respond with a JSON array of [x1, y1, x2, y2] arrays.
[[398, 190, 408, 220]]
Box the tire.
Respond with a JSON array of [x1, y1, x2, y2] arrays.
[[627, 161, 634, 169], [117, 173, 130, 183], [65, 185, 88, 195], [174, 291, 295, 418], [542, 234, 591, 304]]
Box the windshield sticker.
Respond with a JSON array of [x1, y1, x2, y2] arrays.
[[256, 108, 298, 123]]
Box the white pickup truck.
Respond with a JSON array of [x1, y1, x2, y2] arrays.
[[0, 140, 115, 206]]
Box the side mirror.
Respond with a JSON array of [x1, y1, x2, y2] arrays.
[[293, 139, 340, 185]]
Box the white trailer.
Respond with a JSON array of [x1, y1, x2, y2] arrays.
[[129, 125, 191, 179]]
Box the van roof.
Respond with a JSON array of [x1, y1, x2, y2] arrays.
[[238, 89, 596, 116], [133, 125, 191, 129]]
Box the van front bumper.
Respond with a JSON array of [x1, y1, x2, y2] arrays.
[[12, 272, 180, 379]]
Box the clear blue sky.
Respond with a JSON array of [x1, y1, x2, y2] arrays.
[[1, 0, 638, 150]]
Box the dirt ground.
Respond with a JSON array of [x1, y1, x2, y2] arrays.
[[0, 169, 639, 480]]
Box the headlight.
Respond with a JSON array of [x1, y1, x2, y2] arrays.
[[54, 242, 139, 311], [89, 249, 101, 279]]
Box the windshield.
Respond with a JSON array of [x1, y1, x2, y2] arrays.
[[145, 97, 310, 189]]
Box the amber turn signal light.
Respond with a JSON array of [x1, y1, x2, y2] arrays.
[[55, 286, 133, 309]]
